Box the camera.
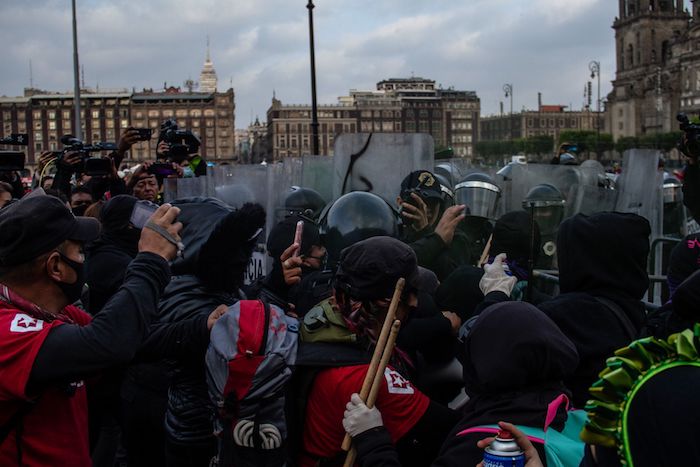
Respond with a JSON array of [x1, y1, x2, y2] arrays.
[[134, 128, 152, 141], [158, 119, 200, 162], [0, 134, 29, 172], [677, 113, 700, 159], [59, 134, 118, 176]]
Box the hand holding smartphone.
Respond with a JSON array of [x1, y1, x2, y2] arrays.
[[293, 220, 304, 257]]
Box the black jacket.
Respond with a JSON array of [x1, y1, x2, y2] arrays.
[[402, 226, 471, 282], [85, 195, 140, 314], [154, 198, 264, 445], [538, 212, 650, 408]]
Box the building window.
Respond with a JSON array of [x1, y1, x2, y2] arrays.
[[136, 111, 144, 119], [176, 109, 188, 117], [106, 110, 114, 118], [33, 111, 42, 119], [92, 110, 100, 119], [120, 119, 128, 128], [148, 110, 159, 118], [163, 110, 174, 117], [204, 109, 215, 117], [49, 121, 56, 130]]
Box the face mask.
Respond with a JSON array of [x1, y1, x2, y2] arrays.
[[55, 252, 86, 304], [72, 204, 89, 217]]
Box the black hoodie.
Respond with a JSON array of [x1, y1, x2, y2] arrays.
[[538, 212, 650, 408]]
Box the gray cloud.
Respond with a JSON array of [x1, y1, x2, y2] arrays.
[[0, 0, 673, 128]]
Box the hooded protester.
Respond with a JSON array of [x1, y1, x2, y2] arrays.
[[343, 301, 579, 467], [155, 198, 265, 467], [537, 212, 650, 408], [296, 237, 459, 467], [85, 195, 140, 314]]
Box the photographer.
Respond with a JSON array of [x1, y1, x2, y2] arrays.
[[0, 194, 182, 466], [678, 114, 700, 219], [53, 148, 126, 203], [156, 120, 206, 177]]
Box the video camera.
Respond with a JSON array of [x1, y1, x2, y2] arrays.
[[59, 134, 118, 177], [159, 119, 200, 162], [677, 113, 700, 159], [0, 133, 29, 172]]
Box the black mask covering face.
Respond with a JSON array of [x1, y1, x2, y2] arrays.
[[55, 252, 86, 304], [71, 204, 89, 217]]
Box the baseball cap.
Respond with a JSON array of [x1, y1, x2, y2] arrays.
[[335, 236, 432, 300], [0, 194, 100, 267], [400, 170, 443, 201]]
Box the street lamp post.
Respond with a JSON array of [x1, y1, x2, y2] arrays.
[[307, 0, 320, 156], [503, 83, 513, 141], [71, 0, 82, 140], [589, 61, 601, 157]]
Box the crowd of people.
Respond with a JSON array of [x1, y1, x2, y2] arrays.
[[1, 120, 700, 467]]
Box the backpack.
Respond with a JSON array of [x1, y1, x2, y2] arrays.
[[457, 394, 587, 467], [206, 300, 299, 467]]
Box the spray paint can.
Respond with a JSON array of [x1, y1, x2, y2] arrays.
[[483, 429, 526, 467]]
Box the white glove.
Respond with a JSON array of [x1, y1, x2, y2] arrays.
[[342, 393, 383, 437], [480, 253, 518, 297]]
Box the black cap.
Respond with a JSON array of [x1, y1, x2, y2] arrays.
[[400, 170, 443, 201], [335, 236, 430, 300], [0, 194, 100, 266]]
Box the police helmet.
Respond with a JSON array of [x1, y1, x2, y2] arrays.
[[522, 183, 565, 237], [320, 191, 399, 264], [283, 186, 326, 221], [454, 172, 501, 220], [433, 172, 455, 208]]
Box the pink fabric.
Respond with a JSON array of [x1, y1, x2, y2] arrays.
[[544, 393, 570, 432]]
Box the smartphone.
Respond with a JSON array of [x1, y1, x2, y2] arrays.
[[293, 220, 304, 257], [148, 162, 178, 177], [0, 151, 26, 172], [134, 128, 152, 141], [130, 200, 159, 229]]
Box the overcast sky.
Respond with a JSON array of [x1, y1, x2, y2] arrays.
[[0, 0, 681, 127]]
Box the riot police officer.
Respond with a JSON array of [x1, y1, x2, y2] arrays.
[[454, 172, 501, 264]]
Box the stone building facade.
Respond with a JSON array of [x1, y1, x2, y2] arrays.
[[0, 86, 236, 165], [607, 0, 695, 139], [480, 105, 602, 142], [266, 77, 480, 161]]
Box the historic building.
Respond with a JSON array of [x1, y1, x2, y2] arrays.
[[480, 105, 602, 142], [266, 77, 480, 161], [0, 85, 235, 165], [199, 38, 218, 93], [607, 0, 694, 139]]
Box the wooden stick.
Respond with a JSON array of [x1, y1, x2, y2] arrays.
[[478, 234, 493, 267], [340, 278, 405, 452], [367, 320, 401, 408], [344, 320, 401, 467]]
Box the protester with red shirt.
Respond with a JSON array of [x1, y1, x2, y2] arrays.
[[0, 193, 182, 466], [297, 237, 459, 466]]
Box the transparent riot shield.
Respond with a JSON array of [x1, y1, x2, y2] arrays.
[[333, 133, 434, 205], [300, 156, 334, 208], [614, 150, 664, 303]]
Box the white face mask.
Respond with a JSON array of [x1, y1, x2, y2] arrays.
[[182, 166, 195, 178]]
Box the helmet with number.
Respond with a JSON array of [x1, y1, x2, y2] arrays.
[[282, 186, 326, 222], [522, 183, 565, 237], [454, 173, 501, 220], [319, 191, 399, 265]]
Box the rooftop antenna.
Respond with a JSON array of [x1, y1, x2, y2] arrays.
[[81, 65, 85, 89], [206, 35, 211, 61], [29, 60, 34, 89]]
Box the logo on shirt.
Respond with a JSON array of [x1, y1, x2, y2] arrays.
[[384, 368, 414, 395], [10, 313, 44, 333]]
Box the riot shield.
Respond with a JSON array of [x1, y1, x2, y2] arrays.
[[301, 156, 334, 204], [333, 133, 434, 205], [614, 150, 664, 303]]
